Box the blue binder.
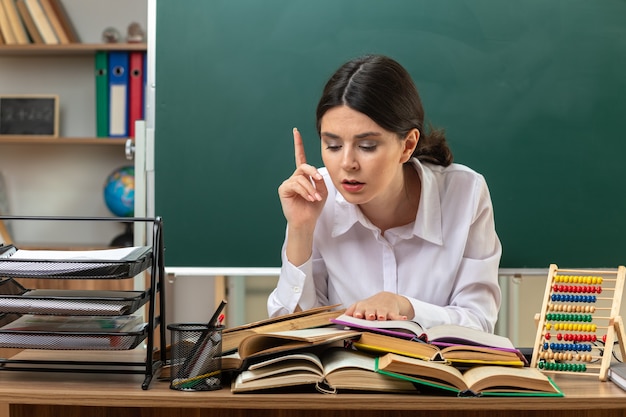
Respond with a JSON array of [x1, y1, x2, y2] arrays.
[[108, 51, 129, 138]]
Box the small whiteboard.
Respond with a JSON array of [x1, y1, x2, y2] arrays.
[[0, 95, 59, 137]]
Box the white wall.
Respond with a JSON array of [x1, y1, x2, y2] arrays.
[[0, 0, 148, 247]]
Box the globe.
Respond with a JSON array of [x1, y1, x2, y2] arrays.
[[103, 166, 135, 217]]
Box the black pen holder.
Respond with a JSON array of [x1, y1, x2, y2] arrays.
[[167, 323, 223, 391]]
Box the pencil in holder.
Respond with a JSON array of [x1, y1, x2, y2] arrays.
[[167, 323, 223, 391]]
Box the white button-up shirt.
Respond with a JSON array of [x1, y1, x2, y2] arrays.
[[268, 158, 502, 332]]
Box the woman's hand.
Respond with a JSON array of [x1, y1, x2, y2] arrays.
[[345, 291, 415, 321], [278, 128, 328, 230]]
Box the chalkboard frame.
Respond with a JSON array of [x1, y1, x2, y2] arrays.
[[0, 95, 59, 137]]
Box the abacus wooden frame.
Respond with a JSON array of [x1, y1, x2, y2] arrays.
[[530, 264, 626, 381]]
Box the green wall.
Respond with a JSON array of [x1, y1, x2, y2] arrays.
[[155, 0, 626, 269]]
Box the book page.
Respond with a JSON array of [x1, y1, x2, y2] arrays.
[[463, 365, 557, 393], [321, 348, 375, 375], [425, 324, 516, 350], [331, 314, 426, 339], [238, 328, 360, 358], [241, 352, 324, 383]]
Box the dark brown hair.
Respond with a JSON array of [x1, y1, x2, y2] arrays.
[[316, 55, 453, 166]]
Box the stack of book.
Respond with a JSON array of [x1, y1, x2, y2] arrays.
[[213, 309, 563, 397], [0, 0, 79, 45]]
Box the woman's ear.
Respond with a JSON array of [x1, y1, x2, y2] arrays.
[[401, 129, 420, 163]]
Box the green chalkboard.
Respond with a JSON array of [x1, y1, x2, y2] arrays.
[[155, 0, 626, 269]]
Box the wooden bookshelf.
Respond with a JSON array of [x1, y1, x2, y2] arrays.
[[0, 43, 146, 56], [0, 136, 128, 145]]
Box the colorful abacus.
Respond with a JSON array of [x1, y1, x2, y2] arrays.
[[530, 264, 626, 381]]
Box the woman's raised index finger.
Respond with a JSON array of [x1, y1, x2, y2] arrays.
[[293, 127, 307, 167]]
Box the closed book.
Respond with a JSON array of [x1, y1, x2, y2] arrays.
[[0, 0, 16, 44], [38, 0, 69, 43], [128, 51, 145, 138], [108, 51, 129, 137], [23, 0, 57, 44], [45, 0, 77, 42], [1, 0, 28, 44], [15, 0, 42, 43], [95, 51, 109, 137], [609, 363, 626, 392]]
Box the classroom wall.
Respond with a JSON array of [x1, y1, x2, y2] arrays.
[[0, 0, 147, 247]]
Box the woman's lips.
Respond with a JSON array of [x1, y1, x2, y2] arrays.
[[341, 180, 364, 193]]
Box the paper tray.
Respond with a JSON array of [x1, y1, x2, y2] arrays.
[[0, 313, 148, 351], [0, 245, 152, 279], [0, 278, 150, 316]]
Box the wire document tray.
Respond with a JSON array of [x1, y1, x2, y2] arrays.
[[0, 215, 167, 390], [0, 278, 150, 316]]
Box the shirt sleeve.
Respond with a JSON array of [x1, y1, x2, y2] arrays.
[[267, 243, 321, 318]]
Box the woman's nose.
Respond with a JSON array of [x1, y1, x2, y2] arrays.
[[340, 149, 359, 171]]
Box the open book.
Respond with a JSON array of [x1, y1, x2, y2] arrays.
[[220, 327, 361, 372], [376, 353, 562, 397], [352, 331, 525, 367], [331, 314, 526, 364], [237, 327, 361, 360], [232, 347, 418, 393], [222, 305, 345, 353]]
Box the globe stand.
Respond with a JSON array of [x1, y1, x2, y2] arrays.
[[109, 222, 134, 247]]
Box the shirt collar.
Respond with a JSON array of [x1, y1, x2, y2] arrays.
[[331, 158, 443, 245]]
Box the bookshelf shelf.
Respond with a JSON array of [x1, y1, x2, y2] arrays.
[[0, 43, 147, 56], [0, 136, 128, 145]]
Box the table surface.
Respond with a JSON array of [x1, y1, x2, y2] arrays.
[[0, 350, 625, 411]]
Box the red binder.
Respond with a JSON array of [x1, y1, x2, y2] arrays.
[[128, 51, 145, 138]]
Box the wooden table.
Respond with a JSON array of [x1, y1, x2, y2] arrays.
[[0, 351, 625, 417]]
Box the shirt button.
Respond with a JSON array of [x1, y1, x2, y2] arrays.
[[293, 286, 301, 293]]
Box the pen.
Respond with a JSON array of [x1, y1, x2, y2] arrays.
[[208, 299, 227, 328], [172, 369, 222, 388]]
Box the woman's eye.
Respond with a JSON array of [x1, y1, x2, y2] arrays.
[[360, 144, 377, 152], [325, 144, 341, 151]]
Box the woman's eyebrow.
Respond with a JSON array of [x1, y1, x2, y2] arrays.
[[354, 131, 382, 139], [321, 131, 382, 139], [321, 132, 341, 139]]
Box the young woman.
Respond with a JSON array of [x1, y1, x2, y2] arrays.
[[268, 55, 502, 332]]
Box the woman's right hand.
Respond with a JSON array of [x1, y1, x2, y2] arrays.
[[278, 128, 328, 232]]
